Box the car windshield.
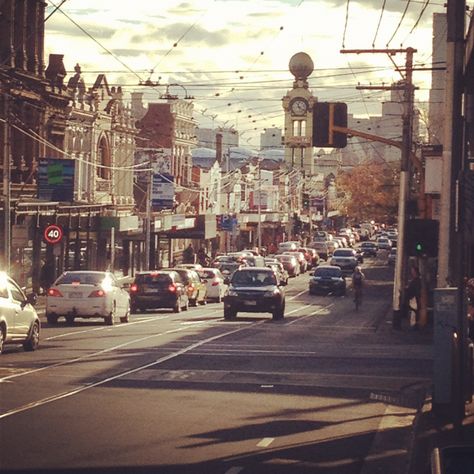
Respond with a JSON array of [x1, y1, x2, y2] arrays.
[[333, 249, 354, 257], [232, 271, 276, 286], [135, 273, 172, 285], [55, 272, 107, 285], [314, 267, 342, 278]]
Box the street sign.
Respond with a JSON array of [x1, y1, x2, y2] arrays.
[[43, 224, 64, 244]]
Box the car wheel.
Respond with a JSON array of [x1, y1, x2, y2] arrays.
[[273, 306, 285, 320], [105, 303, 116, 325], [46, 313, 58, 324], [23, 321, 40, 352], [120, 305, 130, 323], [0, 327, 5, 355], [224, 308, 236, 320]]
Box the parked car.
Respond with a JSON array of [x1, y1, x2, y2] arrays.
[[129, 270, 188, 313], [46, 271, 131, 325], [175, 263, 203, 272], [215, 261, 246, 278], [170, 268, 207, 306], [309, 241, 329, 260], [223, 267, 286, 320], [275, 254, 300, 277], [300, 247, 320, 268], [199, 268, 227, 303], [0, 272, 40, 354], [360, 241, 378, 257], [330, 248, 359, 274], [309, 265, 346, 296]]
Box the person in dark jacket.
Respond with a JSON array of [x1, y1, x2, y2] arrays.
[[182, 244, 195, 264], [406, 266, 421, 329]]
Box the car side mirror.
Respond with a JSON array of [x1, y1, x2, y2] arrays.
[[26, 293, 37, 306]]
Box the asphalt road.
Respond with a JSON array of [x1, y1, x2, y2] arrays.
[[0, 259, 433, 474]]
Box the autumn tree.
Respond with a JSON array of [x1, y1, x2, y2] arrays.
[[336, 162, 399, 223]]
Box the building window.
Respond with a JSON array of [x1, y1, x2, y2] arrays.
[[292, 120, 306, 136], [97, 135, 110, 180]]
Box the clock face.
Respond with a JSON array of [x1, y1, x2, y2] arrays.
[[290, 99, 308, 115]]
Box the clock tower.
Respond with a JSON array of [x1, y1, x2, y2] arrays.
[[282, 52, 316, 176]]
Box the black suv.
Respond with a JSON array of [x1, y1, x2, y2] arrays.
[[223, 267, 286, 321], [130, 270, 189, 313]]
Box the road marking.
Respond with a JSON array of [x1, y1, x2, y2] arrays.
[[224, 467, 243, 474], [257, 437, 275, 447], [288, 289, 307, 300], [260, 384, 274, 388], [285, 303, 335, 325], [0, 322, 265, 419]]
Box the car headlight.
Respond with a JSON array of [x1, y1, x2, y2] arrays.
[[264, 289, 280, 297], [228, 289, 239, 296]]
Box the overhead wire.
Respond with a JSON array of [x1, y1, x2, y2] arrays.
[[373, 0, 388, 47], [386, 0, 413, 47]]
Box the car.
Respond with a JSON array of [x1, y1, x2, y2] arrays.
[[223, 267, 286, 320], [277, 241, 300, 253], [309, 265, 347, 296], [377, 237, 392, 250], [309, 241, 329, 260], [169, 268, 207, 307], [388, 248, 397, 265], [215, 261, 246, 278], [275, 254, 300, 277], [266, 261, 289, 286], [175, 263, 204, 272], [46, 271, 131, 325], [283, 250, 308, 273], [0, 272, 40, 354], [360, 241, 378, 257], [300, 247, 320, 267], [129, 270, 189, 313], [330, 248, 359, 273], [199, 268, 227, 303]]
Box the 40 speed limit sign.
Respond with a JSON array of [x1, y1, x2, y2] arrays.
[[43, 224, 64, 244]]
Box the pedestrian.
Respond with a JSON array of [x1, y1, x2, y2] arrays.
[[406, 266, 421, 329], [182, 243, 195, 264], [197, 246, 209, 266], [39, 259, 56, 295]]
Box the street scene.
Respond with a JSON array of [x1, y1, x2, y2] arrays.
[[1, 1, 474, 473]]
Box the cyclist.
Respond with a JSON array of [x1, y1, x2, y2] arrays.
[[352, 266, 365, 309]]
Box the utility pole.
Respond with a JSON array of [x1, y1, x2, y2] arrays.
[[2, 94, 11, 273], [341, 47, 417, 329], [257, 161, 262, 251], [144, 161, 152, 270]]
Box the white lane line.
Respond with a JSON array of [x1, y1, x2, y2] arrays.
[[285, 303, 335, 326], [288, 289, 308, 300], [257, 437, 275, 448], [224, 467, 243, 474], [0, 322, 265, 419]]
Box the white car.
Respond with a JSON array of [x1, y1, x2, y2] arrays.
[[0, 272, 40, 354], [199, 268, 227, 303], [46, 271, 130, 325]]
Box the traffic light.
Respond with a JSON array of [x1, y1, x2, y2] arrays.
[[312, 102, 347, 148], [302, 193, 310, 210], [405, 219, 439, 257]]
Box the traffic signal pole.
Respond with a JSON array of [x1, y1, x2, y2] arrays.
[[341, 48, 417, 329]]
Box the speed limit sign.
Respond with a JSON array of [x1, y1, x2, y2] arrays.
[[43, 224, 64, 245]]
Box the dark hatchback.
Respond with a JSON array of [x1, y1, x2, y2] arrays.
[[129, 270, 189, 313], [309, 265, 346, 296], [223, 267, 286, 320], [360, 241, 378, 257]]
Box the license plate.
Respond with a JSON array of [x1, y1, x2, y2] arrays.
[[69, 292, 82, 298], [244, 301, 257, 306], [144, 288, 157, 294]]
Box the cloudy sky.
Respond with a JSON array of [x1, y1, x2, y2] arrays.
[[44, 0, 466, 148]]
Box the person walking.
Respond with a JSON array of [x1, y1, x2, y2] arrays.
[[351, 266, 365, 310], [406, 266, 421, 329], [197, 246, 210, 266], [182, 244, 195, 264]]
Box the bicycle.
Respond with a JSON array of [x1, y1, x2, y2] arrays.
[[353, 286, 362, 311]]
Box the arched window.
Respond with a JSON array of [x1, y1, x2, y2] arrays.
[[97, 135, 111, 179]]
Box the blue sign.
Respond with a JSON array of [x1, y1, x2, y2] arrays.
[[152, 173, 174, 210], [217, 214, 238, 231], [38, 158, 75, 202]]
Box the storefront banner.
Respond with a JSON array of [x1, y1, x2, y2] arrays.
[[38, 158, 75, 202], [152, 173, 174, 210]]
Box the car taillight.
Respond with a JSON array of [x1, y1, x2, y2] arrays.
[[168, 284, 177, 292], [88, 289, 105, 298], [130, 283, 138, 293], [212, 281, 219, 286], [47, 288, 63, 297]]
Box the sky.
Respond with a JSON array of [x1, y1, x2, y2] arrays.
[[43, 0, 471, 148]]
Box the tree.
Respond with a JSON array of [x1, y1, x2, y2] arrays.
[[336, 162, 399, 223]]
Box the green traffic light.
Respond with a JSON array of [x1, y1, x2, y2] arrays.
[[416, 243, 422, 252]]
